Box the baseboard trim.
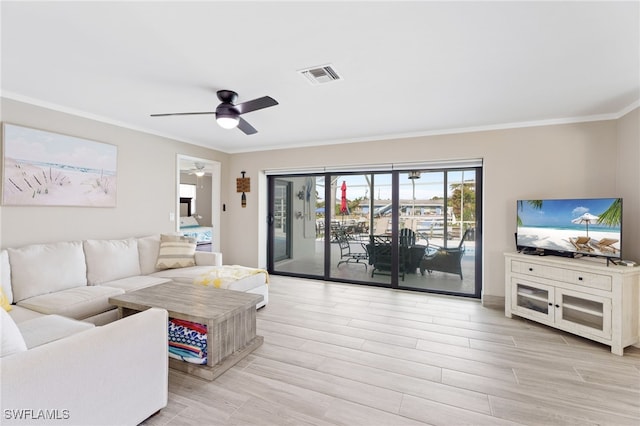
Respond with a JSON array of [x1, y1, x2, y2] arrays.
[[482, 294, 504, 309]]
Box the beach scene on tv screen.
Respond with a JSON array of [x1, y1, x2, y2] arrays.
[[517, 198, 622, 257]]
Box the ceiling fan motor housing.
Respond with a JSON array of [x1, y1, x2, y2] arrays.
[[216, 90, 240, 122], [216, 104, 239, 117], [217, 90, 238, 104]]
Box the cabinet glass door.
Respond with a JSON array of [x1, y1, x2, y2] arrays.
[[557, 290, 611, 338], [513, 281, 553, 322]]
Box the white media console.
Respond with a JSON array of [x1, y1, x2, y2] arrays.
[[504, 252, 640, 355]]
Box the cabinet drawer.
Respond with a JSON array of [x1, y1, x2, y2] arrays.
[[564, 270, 612, 291], [511, 260, 612, 291], [511, 260, 563, 281]]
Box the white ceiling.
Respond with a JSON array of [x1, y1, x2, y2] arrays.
[[2, 1, 638, 154]]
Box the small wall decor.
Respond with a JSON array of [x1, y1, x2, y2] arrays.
[[236, 171, 250, 208], [2, 123, 117, 207]]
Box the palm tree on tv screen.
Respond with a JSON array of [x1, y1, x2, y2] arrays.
[[596, 198, 621, 227], [517, 200, 543, 226]]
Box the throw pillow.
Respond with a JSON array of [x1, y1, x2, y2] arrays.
[[155, 234, 197, 270], [0, 308, 27, 357], [0, 287, 12, 311]]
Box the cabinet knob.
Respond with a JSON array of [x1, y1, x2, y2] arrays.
[[555, 304, 560, 308], [578, 276, 583, 281], [528, 267, 533, 271]]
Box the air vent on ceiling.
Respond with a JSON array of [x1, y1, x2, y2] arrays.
[[299, 64, 342, 85]]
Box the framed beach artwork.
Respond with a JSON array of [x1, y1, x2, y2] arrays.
[[2, 123, 117, 207]]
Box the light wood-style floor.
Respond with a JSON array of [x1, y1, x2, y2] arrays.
[[144, 276, 640, 426]]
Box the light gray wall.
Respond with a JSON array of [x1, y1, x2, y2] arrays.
[[0, 98, 228, 248], [224, 118, 637, 303], [2, 97, 637, 305], [616, 107, 640, 262]]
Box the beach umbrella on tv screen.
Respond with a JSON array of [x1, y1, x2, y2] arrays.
[[572, 212, 599, 236]]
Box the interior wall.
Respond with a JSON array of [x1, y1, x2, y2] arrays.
[[616, 107, 640, 262], [224, 119, 625, 302], [0, 98, 228, 248]]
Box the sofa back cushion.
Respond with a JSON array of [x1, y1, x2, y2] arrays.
[[84, 239, 141, 285], [1, 250, 12, 304], [137, 234, 162, 275], [9, 242, 87, 303]]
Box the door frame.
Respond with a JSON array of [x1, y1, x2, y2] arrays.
[[176, 154, 221, 253], [266, 163, 482, 298]]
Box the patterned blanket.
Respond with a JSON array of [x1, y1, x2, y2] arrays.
[[193, 265, 269, 289], [168, 318, 207, 364]]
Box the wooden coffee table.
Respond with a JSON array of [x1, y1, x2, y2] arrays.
[[109, 281, 264, 381]]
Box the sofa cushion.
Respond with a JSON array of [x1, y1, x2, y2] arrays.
[[137, 234, 162, 275], [151, 266, 267, 293], [100, 275, 171, 293], [7, 305, 46, 324], [223, 272, 269, 292], [1, 249, 12, 304], [16, 286, 125, 320], [192, 266, 269, 292], [1, 308, 27, 357], [18, 314, 95, 349], [9, 241, 87, 303], [155, 234, 196, 270], [84, 238, 141, 285], [150, 265, 226, 283]]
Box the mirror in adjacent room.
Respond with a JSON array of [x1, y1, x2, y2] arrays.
[[177, 155, 221, 253]]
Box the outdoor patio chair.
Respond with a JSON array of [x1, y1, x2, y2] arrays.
[[336, 230, 369, 270], [419, 228, 472, 280], [400, 228, 416, 247], [369, 235, 406, 281]]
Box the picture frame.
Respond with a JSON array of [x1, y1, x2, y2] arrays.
[[2, 123, 118, 207]]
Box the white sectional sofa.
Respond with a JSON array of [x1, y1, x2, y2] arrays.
[[1, 233, 268, 326], [1, 307, 169, 425], [0, 234, 269, 425]]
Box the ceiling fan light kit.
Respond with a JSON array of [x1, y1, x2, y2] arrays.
[[151, 89, 278, 135], [216, 114, 240, 129], [189, 162, 206, 178]]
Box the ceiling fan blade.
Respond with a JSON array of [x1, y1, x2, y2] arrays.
[[237, 117, 258, 135], [234, 96, 278, 115], [150, 111, 215, 117]]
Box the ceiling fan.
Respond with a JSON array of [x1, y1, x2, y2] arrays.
[[189, 162, 206, 177], [151, 90, 278, 135]]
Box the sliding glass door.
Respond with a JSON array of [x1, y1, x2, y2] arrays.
[[397, 169, 480, 295], [268, 176, 325, 276], [268, 165, 481, 298], [327, 172, 402, 284]]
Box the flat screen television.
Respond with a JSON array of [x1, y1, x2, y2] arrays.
[[516, 197, 622, 259]]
